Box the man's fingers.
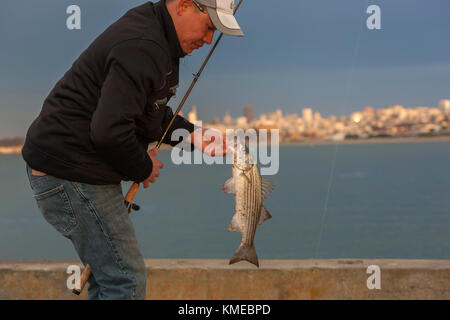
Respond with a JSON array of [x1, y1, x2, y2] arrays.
[[203, 143, 214, 156], [223, 140, 229, 155], [148, 148, 159, 157], [207, 144, 216, 156], [204, 139, 228, 156], [206, 135, 215, 144], [148, 148, 164, 169], [225, 143, 234, 155]]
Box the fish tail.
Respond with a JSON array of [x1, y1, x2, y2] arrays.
[[229, 243, 259, 267]]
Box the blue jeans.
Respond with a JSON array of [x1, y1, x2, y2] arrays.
[[26, 164, 146, 300]]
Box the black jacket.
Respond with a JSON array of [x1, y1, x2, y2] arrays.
[[22, 0, 194, 185]]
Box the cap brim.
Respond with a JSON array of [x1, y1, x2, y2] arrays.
[[206, 7, 244, 37]]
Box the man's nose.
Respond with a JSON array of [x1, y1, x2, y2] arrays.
[[203, 30, 214, 45]]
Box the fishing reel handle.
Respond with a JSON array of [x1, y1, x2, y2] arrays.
[[124, 182, 140, 212]]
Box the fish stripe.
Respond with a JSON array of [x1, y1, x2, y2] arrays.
[[250, 170, 255, 244], [245, 171, 251, 244], [243, 166, 259, 246]]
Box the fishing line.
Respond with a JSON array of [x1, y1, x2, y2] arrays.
[[313, 1, 369, 259], [314, 143, 338, 258]]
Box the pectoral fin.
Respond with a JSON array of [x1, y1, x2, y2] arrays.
[[227, 213, 241, 232], [221, 178, 235, 194]]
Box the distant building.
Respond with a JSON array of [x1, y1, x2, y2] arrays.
[[236, 117, 248, 127], [275, 109, 282, 119], [188, 105, 197, 123], [351, 112, 362, 123], [314, 111, 321, 122], [439, 99, 450, 113], [243, 104, 254, 123], [210, 117, 220, 125], [363, 106, 374, 115], [302, 108, 313, 124], [223, 112, 233, 126]]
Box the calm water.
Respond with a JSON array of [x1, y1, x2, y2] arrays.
[[1, 142, 450, 260]]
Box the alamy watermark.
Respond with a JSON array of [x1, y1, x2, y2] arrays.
[[170, 121, 280, 176], [66, 265, 81, 291], [366, 5, 381, 30], [66, 5, 81, 30], [366, 265, 381, 290], [66, 4, 380, 31]]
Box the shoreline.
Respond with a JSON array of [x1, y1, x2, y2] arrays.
[[280, 135, 450, 147], [1, 136, 450, 155], [0, 146, 22, 155]]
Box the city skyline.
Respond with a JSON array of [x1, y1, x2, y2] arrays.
[[194, 99, 450, 126], [187, 98, 450, 125], [1, 98, 449, 141], [3, 98, 448, 141]]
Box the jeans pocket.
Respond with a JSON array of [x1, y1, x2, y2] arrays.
[[34, 185, 77, 236]]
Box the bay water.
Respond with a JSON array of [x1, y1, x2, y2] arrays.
[[1, 141, 449, 260]]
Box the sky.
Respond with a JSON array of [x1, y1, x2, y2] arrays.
[[1, 0, 449, 138]]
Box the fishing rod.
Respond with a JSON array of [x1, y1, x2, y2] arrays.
[[73, 0, 244, 295], [123, 0, 244, 213]]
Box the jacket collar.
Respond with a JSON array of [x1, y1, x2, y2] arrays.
[[154, 0, 185, 59]]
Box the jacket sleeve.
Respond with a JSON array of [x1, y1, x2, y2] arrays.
[[160, 106, 195, 148], [90, 39, 168, 182]]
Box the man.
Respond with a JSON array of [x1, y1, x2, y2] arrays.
[[22, 0, 243, 299]]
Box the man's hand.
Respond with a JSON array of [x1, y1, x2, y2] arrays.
[[187, 128, 228, 156], [142, 148, 164, 189]]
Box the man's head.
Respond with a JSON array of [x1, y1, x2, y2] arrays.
[[166, 0, 243, 54]]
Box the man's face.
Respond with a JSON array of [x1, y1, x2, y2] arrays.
[[174, 1, 216, 54]]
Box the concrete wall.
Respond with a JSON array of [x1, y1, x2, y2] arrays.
[[1, 259, 449, 300]]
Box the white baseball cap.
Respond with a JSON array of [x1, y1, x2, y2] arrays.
[[195, 0, 244, 37]]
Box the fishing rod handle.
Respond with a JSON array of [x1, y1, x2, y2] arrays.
[[125, 182, 140, 204], [123, 143, 160, 207], [72, 264, 91, 295]]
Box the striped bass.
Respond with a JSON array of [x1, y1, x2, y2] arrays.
[[222, 142, 274, 267]]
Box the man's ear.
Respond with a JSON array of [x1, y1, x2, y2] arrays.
[[176, 0, 192, 15]]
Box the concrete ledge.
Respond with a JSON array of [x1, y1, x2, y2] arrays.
[[1, 259, 450, 299]]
